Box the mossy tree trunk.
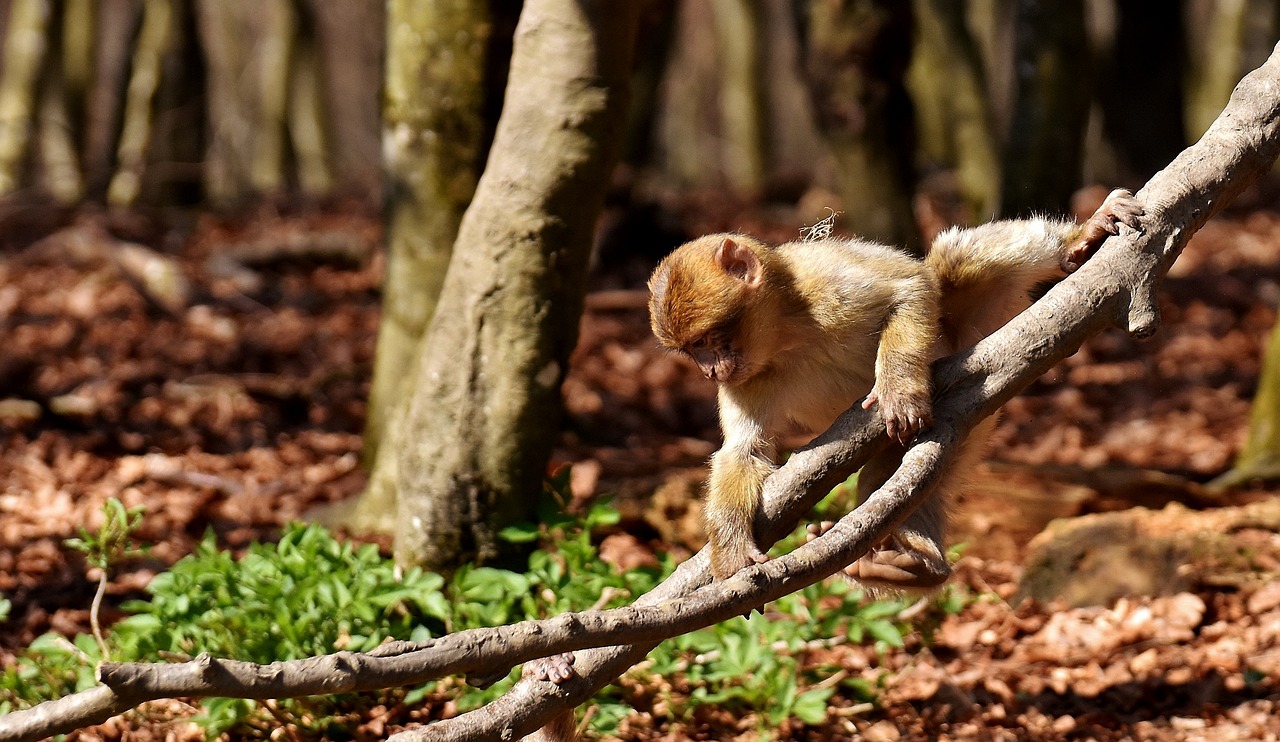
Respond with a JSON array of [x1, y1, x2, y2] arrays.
[[345, 0, 501, 535], [1213, 319, 1280, 489], [393, 0, 638, 571], [999, 0, 1091, 217], [910, 0, 1001, 222], [801, 0, 919, 251]]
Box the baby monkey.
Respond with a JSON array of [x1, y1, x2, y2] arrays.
[[648, 189, 1143, 585]]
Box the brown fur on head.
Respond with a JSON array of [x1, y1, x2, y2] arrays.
[[648, 235, 770, 384]]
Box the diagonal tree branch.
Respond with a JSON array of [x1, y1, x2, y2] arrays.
[[391, 40, 1280, 741], [3, 38, 1279, 742]]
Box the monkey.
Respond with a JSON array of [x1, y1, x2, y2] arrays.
[[648, 189, 1144, 585]]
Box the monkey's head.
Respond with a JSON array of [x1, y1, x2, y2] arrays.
[[648, 234, 769, 385]]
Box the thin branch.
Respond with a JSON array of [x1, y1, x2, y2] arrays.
[[2, 37, 1279, 742]]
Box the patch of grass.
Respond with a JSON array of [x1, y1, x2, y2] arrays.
[[1, 477, 969, 739]]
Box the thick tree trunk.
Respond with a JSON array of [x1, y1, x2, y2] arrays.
[[341, 0, 499, 537], [393, 0, 637, 571], [1000, 0, 1091, 216], [362, 0, 494, 471]]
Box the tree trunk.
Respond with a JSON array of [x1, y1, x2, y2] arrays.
[[801, 0, 919, 251], [1212, 317, 1280, 489], [711, 0, 768, 193], [285, 0, 332, 197], [194, 0, 257, 205], [336, 0, 501, 537], [910, 0, 1001, 222], [1185, 0, 1246, 141], [107, 0, 175, 206], [1000, 0, 1091, 217], [0, 0, 51, 196], [362, 0, 495, 470], [248, 0, 294, 194], [393, 0, 637, 571]]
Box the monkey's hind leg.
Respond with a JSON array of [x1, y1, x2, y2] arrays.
[[842, 444, 952, 589], [1062, 188, 1144, 272], [519, 653, 579, 742]]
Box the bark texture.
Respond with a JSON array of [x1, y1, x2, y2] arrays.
[[361, 0, 495, 477], [392, 0, 639, 571]]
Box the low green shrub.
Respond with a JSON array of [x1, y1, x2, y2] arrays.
[[0, 481, 966, 739]]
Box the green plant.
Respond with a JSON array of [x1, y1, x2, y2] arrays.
[[0, 474, 967, 739], [64, 498, 147, 658]]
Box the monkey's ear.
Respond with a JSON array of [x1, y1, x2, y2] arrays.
[[715, 237, 762, 286]]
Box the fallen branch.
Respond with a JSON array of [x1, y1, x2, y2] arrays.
[[2, 38, 1279, 742]]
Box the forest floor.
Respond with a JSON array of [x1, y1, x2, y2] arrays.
[[2, 193, 1280, 740]]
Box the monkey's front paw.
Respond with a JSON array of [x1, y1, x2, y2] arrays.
[[522, 652, 576, 685], [1064, 188, 1145, 272], [848, 548, 951, 589], [709, 539, 768, 580], [863, 386, 932, 444]]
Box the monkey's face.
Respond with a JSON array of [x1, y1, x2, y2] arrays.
[[684, 333, 745, 384], [648, 235, 761, 386]]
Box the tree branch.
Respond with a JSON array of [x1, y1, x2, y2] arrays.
[[3, 38, 1279, 742], [393, 40, 1280, 741]]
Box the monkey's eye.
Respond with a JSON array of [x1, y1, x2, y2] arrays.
[[687, 336, 710, 350]]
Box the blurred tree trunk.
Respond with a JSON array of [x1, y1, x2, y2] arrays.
[[347, 0, 501, 535], [1000, 0, 1090, 216], [37, 1, 83, 203], [286, 1, 332, 196], [910, 0, 1000, 222], [0, 0, 51, 196], [711, 0, 768, 193], [654, 0, 720, 187], [393, 0, 637, 571], [1096, 0, 1186, 183], [1213, 320, 1280, 489], [248, 0, 294, 194], [107, 0, 176, 206], [1185, 0, 1247, 140], [801, 0, 919, 251], [194, 0, 255, 205], [83, 0, 142, 199]]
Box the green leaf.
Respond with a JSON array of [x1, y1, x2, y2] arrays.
[[792, 687, 835, 725], [498, 523, 540, 543], [865, 618, 905, 648]]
